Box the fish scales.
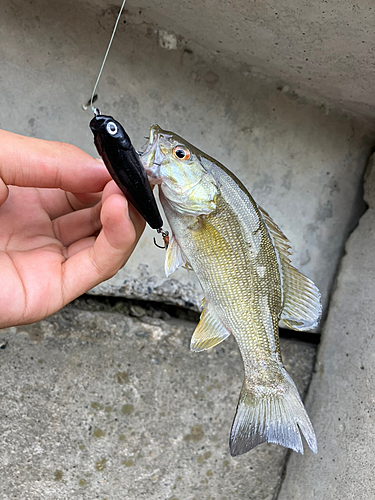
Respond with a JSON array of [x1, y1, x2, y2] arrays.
[[162, 181, 283, 386], [142, 125, 321, 456], [174, 196, 281, 366]]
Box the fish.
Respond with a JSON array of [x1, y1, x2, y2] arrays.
[[90, 113, 163, 230], [140, 125, 322, 456]]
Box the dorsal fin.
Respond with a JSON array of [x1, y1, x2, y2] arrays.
[[258, 206, 292, 258], [259, 206, 322, 331], [191, 301, 231, 352]]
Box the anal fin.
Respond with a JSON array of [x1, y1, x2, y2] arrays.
[[191, 302, 230, 352]]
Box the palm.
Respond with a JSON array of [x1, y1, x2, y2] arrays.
[[0, 184, 144, 328]]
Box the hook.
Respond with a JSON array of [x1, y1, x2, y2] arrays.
[[154, 228, 169, 250]]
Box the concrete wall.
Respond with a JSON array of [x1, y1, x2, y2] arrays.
[[278, 154, 375, 500], [89, 0, 375, 118], [1, 0, 373, 326]]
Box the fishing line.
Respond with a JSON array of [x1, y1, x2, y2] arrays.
[[88, 2, 167, 238], [90, 0, 127, 113]]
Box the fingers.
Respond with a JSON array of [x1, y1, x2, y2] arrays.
[[101, 181, 146, 242], [65, 236, 97, 258], [37, 189, 103, 220], [0, 129, 111, 193], [52, 202, 102, 247], [61, 183, 145, 302], [0, 177, 9, 206], [66, 191, 103, 211], [51, 181, 144, 247]]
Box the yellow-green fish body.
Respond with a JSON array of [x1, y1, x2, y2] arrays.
[[141, 125, 321, 455]]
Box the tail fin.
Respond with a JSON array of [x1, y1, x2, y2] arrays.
[[230, 368, 317, 456]]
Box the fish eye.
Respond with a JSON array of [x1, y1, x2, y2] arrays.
[[106, 122, 118, 135], [173, 146, 191, 161]]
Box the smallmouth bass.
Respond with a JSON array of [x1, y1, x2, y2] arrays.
[[141, 125, 321, 456]]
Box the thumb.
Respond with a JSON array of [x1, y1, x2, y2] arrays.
[[61, 183, 145, 302]]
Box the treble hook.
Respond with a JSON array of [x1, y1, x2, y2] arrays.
[[154, 228, 169, 250]]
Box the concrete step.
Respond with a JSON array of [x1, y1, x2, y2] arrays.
[[0, 302, 316, 499]]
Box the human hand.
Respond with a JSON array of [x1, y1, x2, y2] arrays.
[[0, 129, 145, 328]]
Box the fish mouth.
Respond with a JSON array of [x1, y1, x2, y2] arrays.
[[139, 125, 164, 184], [138, 124, 161, 157]]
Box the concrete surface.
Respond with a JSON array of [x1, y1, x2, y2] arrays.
[[0, 298, 316, 499], [88, 0, 375, 118], [1, 0, 373, 321], [278, 157, 375, 499]]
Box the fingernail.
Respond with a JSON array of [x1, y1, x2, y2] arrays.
[[85, 157, 104, 168], [124, 198, 131, 219]]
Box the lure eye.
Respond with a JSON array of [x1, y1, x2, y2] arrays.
[[106, 122, 118, 135], [173, 146, 191, 161]]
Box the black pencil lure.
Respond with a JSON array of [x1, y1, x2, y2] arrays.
[[90, 110, 164, 231]]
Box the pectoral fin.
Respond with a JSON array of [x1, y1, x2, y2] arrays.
[[191, 302, 230, 352], [165, 235, 190, 277]]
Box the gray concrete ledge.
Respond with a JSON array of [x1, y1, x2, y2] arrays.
[[0, 303, 316, 499]]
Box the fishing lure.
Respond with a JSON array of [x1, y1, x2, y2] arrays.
[[87, 0, 168, 245], [90, 110, 164, 231]]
